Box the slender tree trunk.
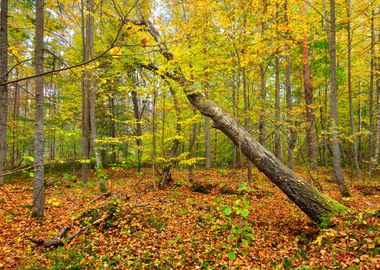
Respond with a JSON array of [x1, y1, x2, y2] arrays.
[[358, 82, 363, 162], [232, 77, 238, 167], [368, 9, 375, 176], [160, 87, 181, 189], [0, 0, 8, 185], [285, 54, 296, 170], [259, 0, 267, 147], [110, 96, 116, 164], [131, 90, 143, 172], [242, 67, 253, 182], [259, 63, 266, 146], [204, 92, 211, 169], [11, 70, 19, 168], [32, 0, 45, 218], [284, 0, 296, 170], [328, 0, 350, 197], [86, 0, 105, 192], [152, 88, 157, 187], [81, 0, 90, 183], [274, 56, 282, 160], [303, 3, 317, 169], [188, 109, 197, 181], [346, 0, 361, 179], [375, 26, 380, 165]]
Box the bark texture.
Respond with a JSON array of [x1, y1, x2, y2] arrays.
[[182, 82, 345, 222], [328, 0, 350, 196], [135, 19, 347, 223], [302, 3, 317, 169], [32, 0, 45, 218], [346, 0, 361, 179], [81, 0, 90, 183], [274, 56, 282, 160], [0, 0, 8, 185]]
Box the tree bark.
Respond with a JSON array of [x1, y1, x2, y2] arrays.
[[242, 67, 253, 182], [204, 91, 211, 169], [135, 19, 347, 222], [32, 0, 45, 218], [327, 0, 350, 197], [86, 0, 106, 192], [346, 0, 361, 179], [131, 89, 143, 172], [0, 0, 8, 185], [274, 55, 282, 160], [188, 109, 197, 181], [368, 9, 375, 176], [81, 0, 90, 183], [160, 87, 181, 189], [182, 80, 345, 222], [284, 0, 296, 170], [259, 63, 266, 146], [375, 25, 380, 166], [302, 2, 317, 169]]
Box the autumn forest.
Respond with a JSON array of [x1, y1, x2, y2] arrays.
[[0, 0, 379, 268]]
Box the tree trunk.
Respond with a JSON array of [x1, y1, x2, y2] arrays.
[[81, 0, 90, 183], [259, 63, 267, 146], [284, 0, 296, 170], [32, 0, 45, 218], [152, 88, 157, 187], [110, 95, 117, 164], [303, 3, 317, 169], [0, 0, 8, 185], [135, 19, 347, 223], [242, 67, 253, 182], [188, 109, 197, 181], [328, 0, 350, 197], [86, 0, 106, 192], [160, 87, 181, 189], [131, 90, 143, 172], [204, 92, 211, 169], [346, 0, 361, 179], [368, 9, 375, 176], [375, 26, 380, 166], [274, 55, 282, 160], [181, 79, 346, 222]]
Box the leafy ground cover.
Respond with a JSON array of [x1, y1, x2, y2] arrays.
[[0, 168, 379, 269]]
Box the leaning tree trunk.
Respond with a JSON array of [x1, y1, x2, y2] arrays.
[[0, 0, 8, 186], [178, 76, 346, 222], [32, 0, 45, 218], [134, 20, 347, 223]]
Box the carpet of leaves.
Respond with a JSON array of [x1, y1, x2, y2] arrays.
[[0, 167, 379, 269]]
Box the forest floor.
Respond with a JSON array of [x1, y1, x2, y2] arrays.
[[0, 167, 379, 269]]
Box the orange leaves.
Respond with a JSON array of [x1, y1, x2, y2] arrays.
[[0, 168, 379, 268]]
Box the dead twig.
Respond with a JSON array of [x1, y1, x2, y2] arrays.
[[29, 225, 70, 247]]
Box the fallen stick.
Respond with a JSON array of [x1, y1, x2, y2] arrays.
[[29, 225, 70, 247], [29, 214, 112, 248], [87, 192, 112, 205]]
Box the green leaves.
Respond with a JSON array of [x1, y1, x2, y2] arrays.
[[224, 207, 232, 215], [227, 251, 236, 261]]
